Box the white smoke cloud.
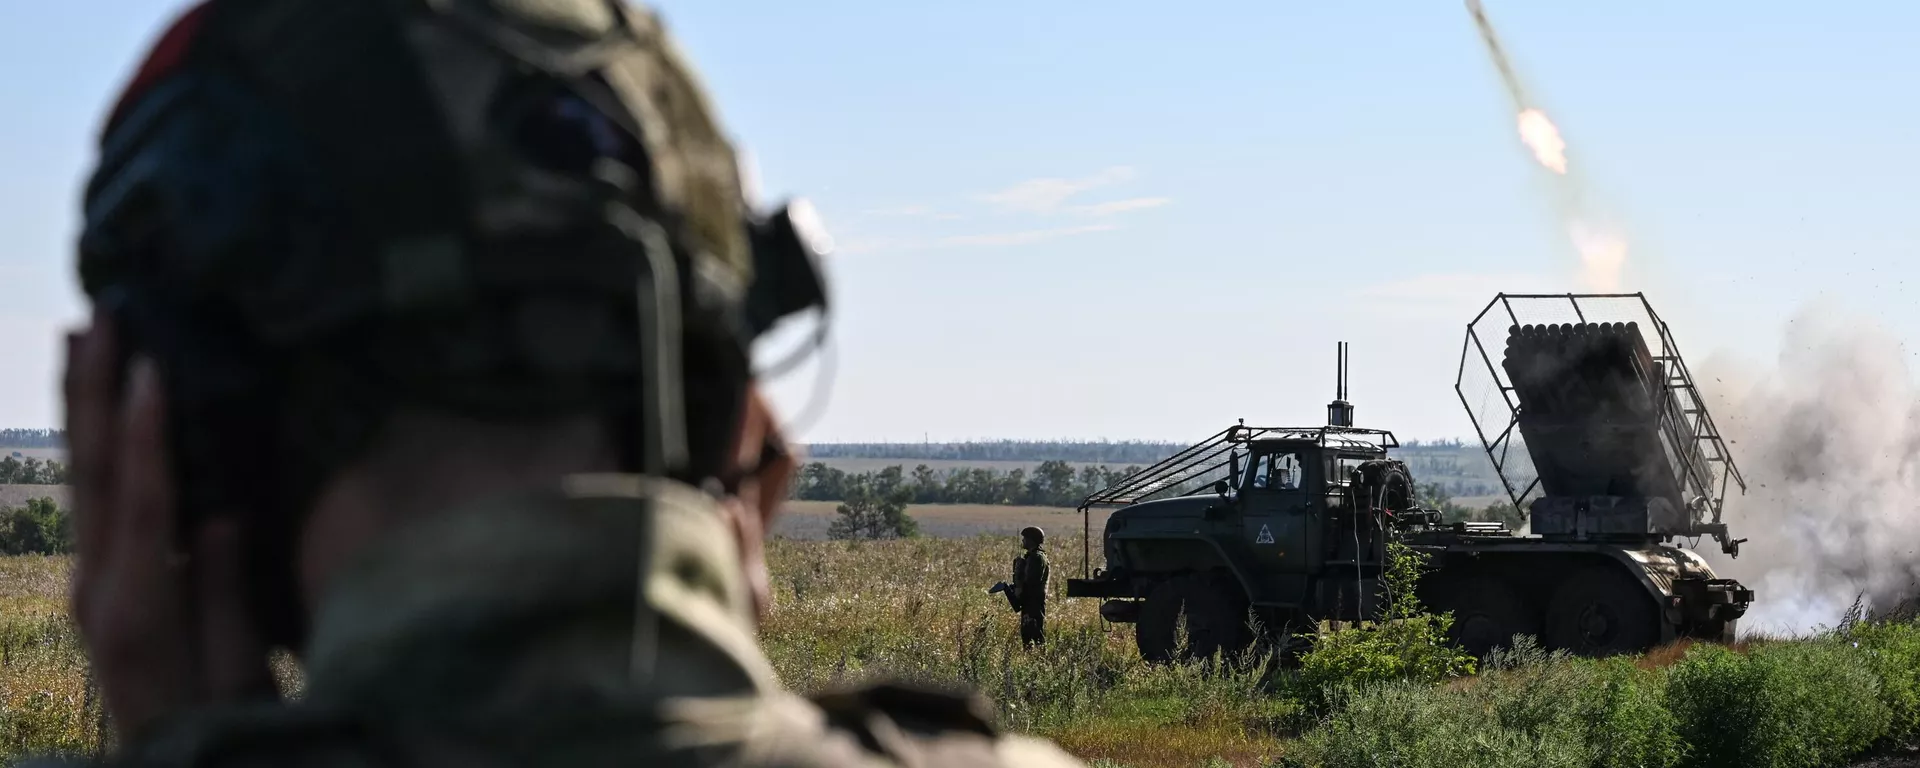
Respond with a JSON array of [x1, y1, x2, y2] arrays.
[[1568, 219, 1627, 293], [1696, 305, 1920, 635]]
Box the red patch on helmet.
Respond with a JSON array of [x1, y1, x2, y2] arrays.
[[102, 2, 212, 135]]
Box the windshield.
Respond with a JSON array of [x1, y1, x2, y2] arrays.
[[1250, 451, 1303, 491]]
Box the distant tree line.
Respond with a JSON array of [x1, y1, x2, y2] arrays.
[[0, 497, 70, 555], [1398, 438, 1470, 449], [795, 461, 1145, 509], [803, 438, 1480, 463], [796, 459, 1527, 530], [802, 441, 1181, 465], [0, 456, 66, 485], [0, 429, 65, 449]]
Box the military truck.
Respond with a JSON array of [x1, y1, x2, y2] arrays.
[[1064, 293, 1754, 661]]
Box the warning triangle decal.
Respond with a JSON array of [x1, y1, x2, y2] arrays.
[[1255, 524, 1274, 544]]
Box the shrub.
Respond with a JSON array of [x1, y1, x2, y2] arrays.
[[1296, 637, 1685, 768], [1295, 541, 1475, 709], [1293, 680, 1553, 768], [0, 499, 71, 557], [1472, 639, 1684, 768], [1844, 619, 1920, 744], [1667, 639, 1889, 768], [1580, 657, 1686, 768]]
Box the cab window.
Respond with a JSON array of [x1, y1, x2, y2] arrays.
[[1331, 456, 1371, 487], [1250, 451, 1304, 491]]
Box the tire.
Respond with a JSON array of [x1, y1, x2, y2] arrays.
[[1545, 565, 1661, 656], [1690, 618, 1737, 645], [1429, 576, 1539, 660], [1133, 572, 1253, 663], [1135, 580, 1183, 663]]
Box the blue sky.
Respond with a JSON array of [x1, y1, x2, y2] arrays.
[[3, 1, 1916, 443]]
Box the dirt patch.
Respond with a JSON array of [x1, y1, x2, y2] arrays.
[[772, 500, 1111, 541], [0, 485, 68, 510]]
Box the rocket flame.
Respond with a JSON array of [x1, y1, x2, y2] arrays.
[[1516, 108, 1569, 174]]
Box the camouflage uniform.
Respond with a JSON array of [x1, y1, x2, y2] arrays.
[[32, 478, 1080, 766], [42, 0, 1083, 765], [1012, 528, 1048, 647]]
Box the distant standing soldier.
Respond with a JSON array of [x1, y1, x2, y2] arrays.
[[1013, 526, 1049, 646]]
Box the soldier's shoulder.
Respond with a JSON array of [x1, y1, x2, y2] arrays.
[[806, 683, 1083, 767]]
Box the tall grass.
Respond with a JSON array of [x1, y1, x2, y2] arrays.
[[0, 556, 101, 761], [8, 537, 1920, 768], [759, 534, 1296, 764]]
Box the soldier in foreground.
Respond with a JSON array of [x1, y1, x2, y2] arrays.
[[41, 1, 1081, 766]]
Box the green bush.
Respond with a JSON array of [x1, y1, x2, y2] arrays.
[[1845, 619, 1920, 744], [1294, 680, 1557, 768], [1580, 657, 1686, 768], [0, 499, 70, 557], [1469, 639, 1684, 768], [1296, 638, 1685, 768], [1296, 542, 1476, 709], [1667, 639, 1890, 768]]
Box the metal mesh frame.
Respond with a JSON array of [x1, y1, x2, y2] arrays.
[[1080, 424, 1396, 509], [1455, 293, 1746, 521], [1073, 422, 1396, 577]]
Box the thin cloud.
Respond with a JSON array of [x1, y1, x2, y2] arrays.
[[978, 166, 1136, 214], [1068, 197, 1172, 217], [937, 224, 1118, 247], [857, 204, 965, 222], [836, 224, 1118, 254], [837, 166, 1163, 254], [861, 204, 937, 217]]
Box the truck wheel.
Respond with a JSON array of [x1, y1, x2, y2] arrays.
[[1136, 580, 1183, 663], [1134, 573, 1252, 663], [1690, 618, 1737, 645], [1545, 566, 1660, 656], [1430, 577, 1537, 660]]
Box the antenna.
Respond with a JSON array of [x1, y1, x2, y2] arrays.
[[1327, 342, 1355, 427], [1338, 342, 1347, 400]]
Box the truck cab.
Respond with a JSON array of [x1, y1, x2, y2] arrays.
[[1068, 424, 1437, 661]]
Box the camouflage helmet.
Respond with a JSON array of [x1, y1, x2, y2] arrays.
[[1021, 526, 1044, 547], [77, 0, 828, 647]]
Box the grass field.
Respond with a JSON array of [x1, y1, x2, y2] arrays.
[[9, 535, 1920, 767], [807, 457, 1126, 475], [775, 500, 1108, 541], [0, 538, 1300, 766], [9, 496, 1920, 766]]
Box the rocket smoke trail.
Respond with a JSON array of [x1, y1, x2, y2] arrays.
[[1464, 0, 1622, 291], [1466, 0, 1530, 110]]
